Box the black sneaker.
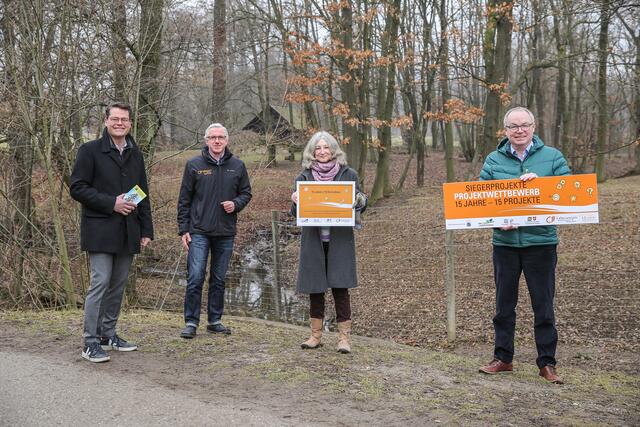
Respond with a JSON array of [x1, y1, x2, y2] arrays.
[[206, 323, 231, 335], [180, 325, 197, 339], [100, 334, 138, 352], [82, 342, 110, 363]]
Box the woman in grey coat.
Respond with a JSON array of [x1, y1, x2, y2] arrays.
[[291, 131, 366, 353]]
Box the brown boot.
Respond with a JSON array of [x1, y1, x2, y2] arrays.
[[337, 320, 352, 354], [301, 318, 323, 349]]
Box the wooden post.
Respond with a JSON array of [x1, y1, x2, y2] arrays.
[[445, 229, 456, 342], [271, 210, 281, 319]]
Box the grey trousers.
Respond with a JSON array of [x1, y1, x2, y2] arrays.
[[83, 252, 134, 344]]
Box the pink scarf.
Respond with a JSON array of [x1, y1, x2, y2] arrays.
[[311, 159, 340, 181]]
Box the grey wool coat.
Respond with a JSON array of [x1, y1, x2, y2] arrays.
[[292, 165, 364, 294]]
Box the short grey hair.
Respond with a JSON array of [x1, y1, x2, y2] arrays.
[[204, 123, 229, 140], [301, 131, 348, 169], [503, 107, 536, 127]]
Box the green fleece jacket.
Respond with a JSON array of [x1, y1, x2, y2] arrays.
[[480, 135, 571, 247]]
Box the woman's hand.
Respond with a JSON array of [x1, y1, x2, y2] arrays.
[[353, 192, 367, 209], [291, 191, 298, 204]]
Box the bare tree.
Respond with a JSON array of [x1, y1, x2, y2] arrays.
[[617, 6, 640, 175], [211, 0, 227, 123], [370, 0, 401, 203], [594, 0, 612, 182], [135, 0, 165, 163], [480, 0, 513, 158]]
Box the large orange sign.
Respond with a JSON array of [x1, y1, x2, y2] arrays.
[[296, 181, 355, 227], [443, 174, 599, 230]]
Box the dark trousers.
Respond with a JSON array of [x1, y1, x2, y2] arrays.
[[309, 241, 351, 322], [309, 288, 351, 322], [493, 244, 558, 368], [184, 234, 234, 327]]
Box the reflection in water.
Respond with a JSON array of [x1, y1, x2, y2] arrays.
[[225, 230, 308, 324]]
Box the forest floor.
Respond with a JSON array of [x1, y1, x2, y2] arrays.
[[0, 309, 638, 426]]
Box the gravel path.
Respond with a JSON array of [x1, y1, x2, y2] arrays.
[[0, 350, 304, 426]]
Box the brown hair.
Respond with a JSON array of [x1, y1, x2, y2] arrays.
[[105, 102, 133, 118]]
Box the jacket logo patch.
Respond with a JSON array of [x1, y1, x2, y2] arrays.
[[226, 169, 235, 172], [196, 169, 212, 175]]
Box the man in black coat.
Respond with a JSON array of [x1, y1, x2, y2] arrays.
[[177, 123, 252, 338], [70, 103, 153, 363]]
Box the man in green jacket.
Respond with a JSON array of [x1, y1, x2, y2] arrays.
[[478, 107, 570, 384]]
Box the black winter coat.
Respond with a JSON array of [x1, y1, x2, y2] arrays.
[[70, 129, 154, 254], [177, 147, 252, 237]]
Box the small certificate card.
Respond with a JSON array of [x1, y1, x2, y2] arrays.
[[123, 185, 147, 205], [296, 181, 355, 227]]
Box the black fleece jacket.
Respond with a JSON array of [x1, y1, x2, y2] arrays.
[[177, 147, 252, 237]]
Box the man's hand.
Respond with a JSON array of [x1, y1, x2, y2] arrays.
[[221, 201, 235, 213], [291, 191, 298, 204], [181, 232, 191, 251], [140, 237, 152, 248], [499, 173, 537, 229], [114, 194, 137, 215], [520, 172, 538, 181]]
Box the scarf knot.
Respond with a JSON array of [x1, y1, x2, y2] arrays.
[[311, 160, 340, 181]]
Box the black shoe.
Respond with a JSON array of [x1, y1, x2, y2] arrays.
[[206, 323, 231, 335], [82, 342, 110, 363], [100, 334, 138, 352], [180, 325, 197, 339]]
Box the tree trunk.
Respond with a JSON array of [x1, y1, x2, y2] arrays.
[[211, 0, 227, 123], [370, 0, 400, 203], [618, 11, 640, 174], [594, 0, 610, 182], [131, 0, 165, 301], [531, 0, 546, 142], [480, 0, 513, 158], [550, 0, 567, 152], [135, 0, 165, 163], [2, 0, 34, 302], [635, 36, 640, 175], [334, 1, 365, 175], [111, 0, 129, 101], [438, 0, 455, 182]]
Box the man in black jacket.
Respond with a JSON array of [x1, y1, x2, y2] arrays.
[[70, 103, 153, 363], [177, 123, 252, 338]]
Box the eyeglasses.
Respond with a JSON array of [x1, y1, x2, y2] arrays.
[[108, 117, 130, 124], [206, 135, 227, 140], [505, 123, 533, 131]]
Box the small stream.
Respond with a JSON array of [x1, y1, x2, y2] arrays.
[[225, 229, 308, 324], [141, 228, 308, 324]]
